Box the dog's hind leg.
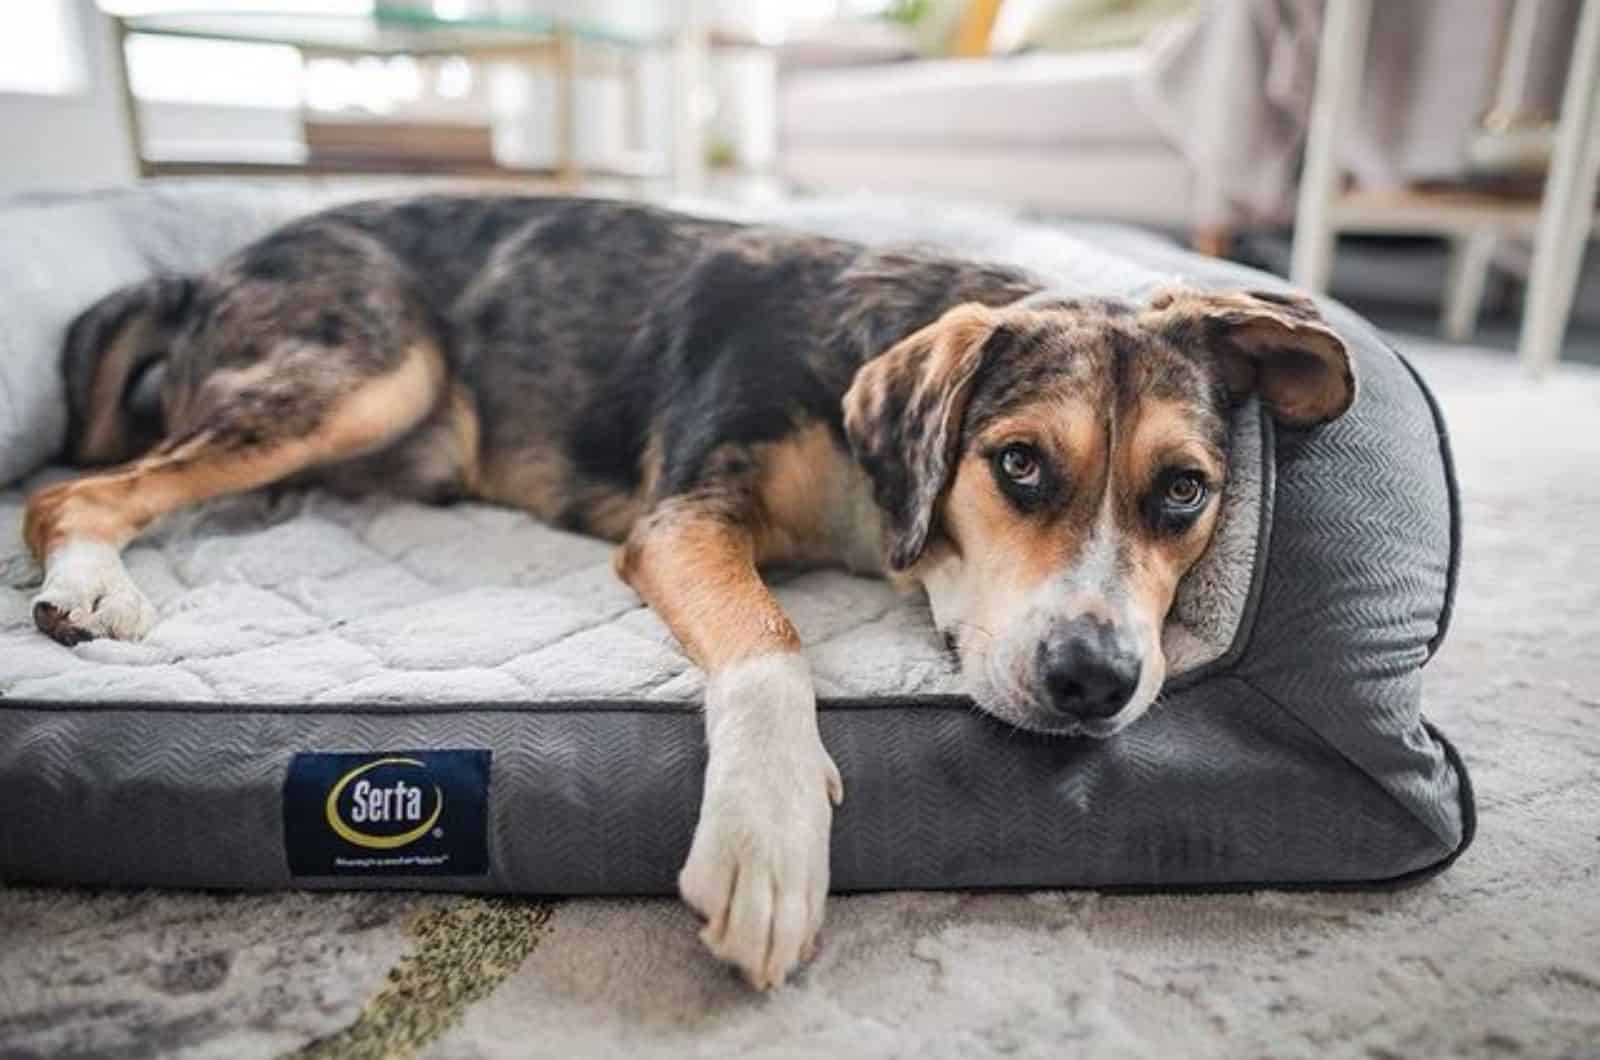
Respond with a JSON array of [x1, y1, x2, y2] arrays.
[[23, 341, 444, 644]]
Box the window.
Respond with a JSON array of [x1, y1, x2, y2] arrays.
[[102, 1, 374, 107], [99, 1, 373, 14], [0, 1, 85, 95]]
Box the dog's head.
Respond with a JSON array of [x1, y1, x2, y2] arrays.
[[844, 287, 1354, 736]]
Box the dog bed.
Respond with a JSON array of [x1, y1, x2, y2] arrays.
[[0, 186, 1471, 893]]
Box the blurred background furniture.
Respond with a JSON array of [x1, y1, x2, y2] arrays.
[[110, 8, 655, 185], [99, 3, 780, 196], [4, 0, 1597, 366], [1290, 0, 1600, 373], [776, 1, 1209, 235], [778, 0, 1595, 302], [779, 46, 1202, 231]]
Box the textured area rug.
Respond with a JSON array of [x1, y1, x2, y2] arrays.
[[2, 339, 1597, 1060]]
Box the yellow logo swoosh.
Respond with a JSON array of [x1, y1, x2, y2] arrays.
[[325, 757, 443, 850]]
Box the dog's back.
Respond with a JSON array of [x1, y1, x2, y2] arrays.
[[58, 195, 1036, 534]]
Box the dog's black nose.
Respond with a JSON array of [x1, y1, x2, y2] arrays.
[[1038, 619, 1140, 720]]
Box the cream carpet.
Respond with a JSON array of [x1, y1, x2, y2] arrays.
[[2, 340, 1597, 1060]]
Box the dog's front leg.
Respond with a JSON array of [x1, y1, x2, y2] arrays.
[[617, 507, 843, 989]]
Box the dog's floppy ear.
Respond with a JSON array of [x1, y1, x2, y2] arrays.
[[843, 302, 1005, 571], [1146, 287, 1356, 427]]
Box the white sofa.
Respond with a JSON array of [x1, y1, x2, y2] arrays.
[[777, 48, 1203, 233]]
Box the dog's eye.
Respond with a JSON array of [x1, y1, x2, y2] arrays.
[[1146, 470, 1212, 533], [1163, 472, 1209, 512], [996, 444, 1042, 489]]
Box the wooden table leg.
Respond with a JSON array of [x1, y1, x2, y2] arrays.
[[555, 25, 579, 189], [1443, 232, 1497, 342], [671, 7, 709, 196]]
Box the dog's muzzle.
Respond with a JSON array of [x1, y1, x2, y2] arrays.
[[1035, 616, 1141, 728]]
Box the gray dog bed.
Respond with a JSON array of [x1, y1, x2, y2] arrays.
[[0, 186, 1470, 893]]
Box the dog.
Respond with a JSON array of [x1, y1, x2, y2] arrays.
[[22, 195, 1355, 988]]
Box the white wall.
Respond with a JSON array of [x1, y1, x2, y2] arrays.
[[0, 0, 135, 194]]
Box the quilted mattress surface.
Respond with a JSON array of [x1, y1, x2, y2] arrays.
[[0, 187, 1470, 893]]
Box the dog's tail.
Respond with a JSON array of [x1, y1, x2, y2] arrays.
[[60, 274, 196, 466]]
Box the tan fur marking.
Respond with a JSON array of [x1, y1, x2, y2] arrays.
[[1117, 397, 1225, 623], [1118, 399, 1226, 519], [446, 383, 482, 494], [25, 343, 440, 561], [755, 424, 853, 562], [617, 508, 800, 672], [78, 317, 157, 465], [478, 448, 572, 523], [940, 453, 1070, 608], [317, 342, 442, 456], [946, 393, 1106, 588], [477, 428, 667, 543]]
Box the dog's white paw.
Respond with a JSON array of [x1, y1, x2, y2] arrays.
[[680, 654, 844, 990], [32, 541, 157, 645]]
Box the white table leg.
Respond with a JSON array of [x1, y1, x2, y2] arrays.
[[1290, 0, 1373, 293], [554, 25, 579, 189], [1443, 232, 1497, 342], [671, 4, 709, 196], [1518, 0, 1600, 375]]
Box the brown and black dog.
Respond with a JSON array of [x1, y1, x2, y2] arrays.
[[23, 195, 1354, 988]]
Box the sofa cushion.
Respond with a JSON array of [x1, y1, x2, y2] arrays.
[[780, 50, 1167, 151]]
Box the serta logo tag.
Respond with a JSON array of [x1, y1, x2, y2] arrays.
[[349, 778, 423, 822], [325, 757, 443, 850], [284, 750, 490, 877]]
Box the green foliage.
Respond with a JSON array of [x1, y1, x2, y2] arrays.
[[879, 0, 935, 26]]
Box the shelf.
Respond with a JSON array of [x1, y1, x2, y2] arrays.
[[138, 158, 661, 182], [1331, 186, 1599, 238]]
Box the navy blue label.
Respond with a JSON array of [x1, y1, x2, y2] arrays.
[[283, 750, 490, 877]]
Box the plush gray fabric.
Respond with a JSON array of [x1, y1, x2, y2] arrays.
[[0, 188, 1467, 895]]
